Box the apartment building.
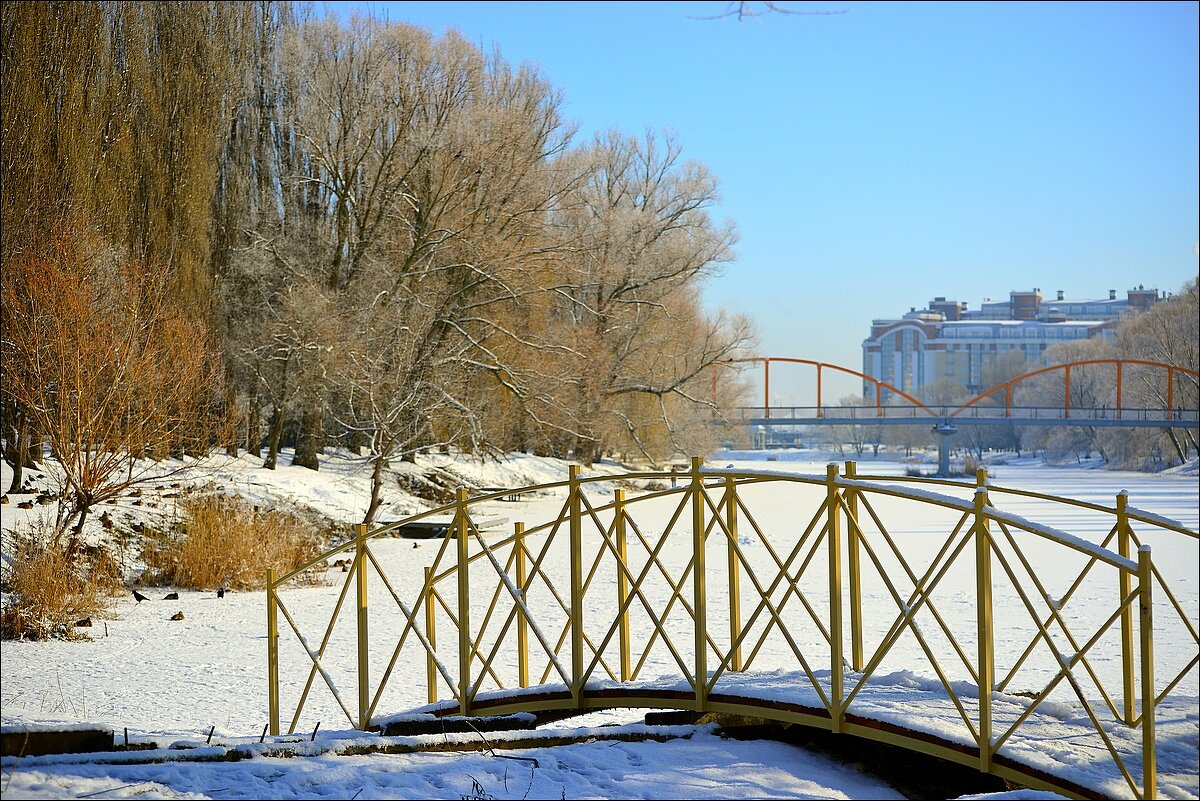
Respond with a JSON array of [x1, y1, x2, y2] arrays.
[[862, 286, 1163, 398]]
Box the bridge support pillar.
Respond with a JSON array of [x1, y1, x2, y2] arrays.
[[933, 422, 958, 476]]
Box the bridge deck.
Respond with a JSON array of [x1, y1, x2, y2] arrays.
[[734, 406, 1200, 428], [398, 670, 1199, 801]]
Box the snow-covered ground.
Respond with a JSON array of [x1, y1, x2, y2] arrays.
[[1, 447, 1196, 800]]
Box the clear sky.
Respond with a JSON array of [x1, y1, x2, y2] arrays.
[[318, 0, 1199, 403]]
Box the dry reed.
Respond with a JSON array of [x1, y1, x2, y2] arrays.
[[0, 521, 122, 640], [142, 494, 326, 590]]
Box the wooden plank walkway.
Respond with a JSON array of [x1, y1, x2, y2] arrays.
[[400, 669, 1199, 800]]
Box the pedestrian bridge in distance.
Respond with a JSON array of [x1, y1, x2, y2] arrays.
[[266, 461, 1198, 800], [719, 357, 1199, 429]]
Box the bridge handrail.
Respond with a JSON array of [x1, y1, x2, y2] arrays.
[[428, 470, 1151, 585], [952, 359, 1200, 419], [286, 466, 1171, 588], [726, 356, 1199, 421], [848, 472, 1198, 538]]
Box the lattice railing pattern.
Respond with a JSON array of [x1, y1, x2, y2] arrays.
[[266, 460, 1197, 799]]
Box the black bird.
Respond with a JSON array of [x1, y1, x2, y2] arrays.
[[133, 590, 149, 603], [216, 587, 225, 599], [163, 592, 179, 600]]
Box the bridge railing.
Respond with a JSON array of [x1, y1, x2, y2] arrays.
[[733, 405, 1200, 424], [265, 461, 1197, 799], [725, 357, 1199, 428]]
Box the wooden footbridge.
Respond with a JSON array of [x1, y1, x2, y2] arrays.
[[265, 461, 1198, 799]]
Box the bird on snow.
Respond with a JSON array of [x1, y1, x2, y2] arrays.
[[216, 587, 225, 599], [133, 590, 149, 603], [163, 592, 179, 600]]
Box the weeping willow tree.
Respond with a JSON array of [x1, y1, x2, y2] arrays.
[[1, 1, 250, 490]]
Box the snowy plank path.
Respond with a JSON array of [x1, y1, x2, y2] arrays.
[[404, 668, 1199, 800]]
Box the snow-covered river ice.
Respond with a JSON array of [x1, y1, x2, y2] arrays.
[[2, 451, 1196, 798]]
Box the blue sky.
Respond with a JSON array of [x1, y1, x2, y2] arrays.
[[319, 0, 1198, 403]]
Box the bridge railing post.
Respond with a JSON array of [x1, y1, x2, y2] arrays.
[[425, 566, 438, 705], [615, 490, 631, 682], [845, 461, 863, 672], [354, 522, 370, 730], [569, 464, 583, 708], [725, 475, 743, 672], [1138, 546, 1157, 800], [826, 463, 844, 732], [454, 489, 471, 715], [266, 568, 279, 736], [691, 457, 708, 712], [974, 480, 994, 773], [1117, 491, 1136, 726], [515, 523, 529, 689]]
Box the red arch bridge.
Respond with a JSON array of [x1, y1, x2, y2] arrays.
[[265, 461, 1198, 800], [718, 357, 1199, 429]]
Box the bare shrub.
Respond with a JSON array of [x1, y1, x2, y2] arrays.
[[1, 221, 230, 545], [0, 520, 122, 640], [142, 495, 327, 590]]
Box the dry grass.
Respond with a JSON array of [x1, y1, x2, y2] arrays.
[[142, 494, 327, 590], [0, 522, 123, 640]]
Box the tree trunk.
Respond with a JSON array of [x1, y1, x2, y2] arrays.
[[291, 395, 322, 470], [21, 426, 38, 469], [246, 389, 261, 457], [5, 414, 30, 493], [263, 404, 284, 469], [363, 453, 386, 526], [1165, 428, 1187, 465], [66, 496, 92, 558], [575, 435, 601, 467], [224, 387, 239, 458]]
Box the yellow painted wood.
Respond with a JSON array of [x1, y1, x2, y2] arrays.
[[845, 461, 863, 672], [569, 465, 583, 707], [725, 476, 743, 672], [515, 523, 529, 689], [455, 490, 471, 715], [1139, 547, 1156, 800], [426, 566, 437, 705], [826, 464, 844, 733], [615, 491, 631, 682], [355, 523, 370, 730], [974, 485, 993, 772], [692, 457, 708, 710], [266, 568, 279, 736], [1118, 491, 1136, 726]]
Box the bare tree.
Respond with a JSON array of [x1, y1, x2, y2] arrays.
[[690, 2, 849, 21], [550, 129, 755, 464], [821, 395, 880, 457], [1016, 339, 1117, 464], [1116, 279, 1199, 462], [245, 18, 584, 520]]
